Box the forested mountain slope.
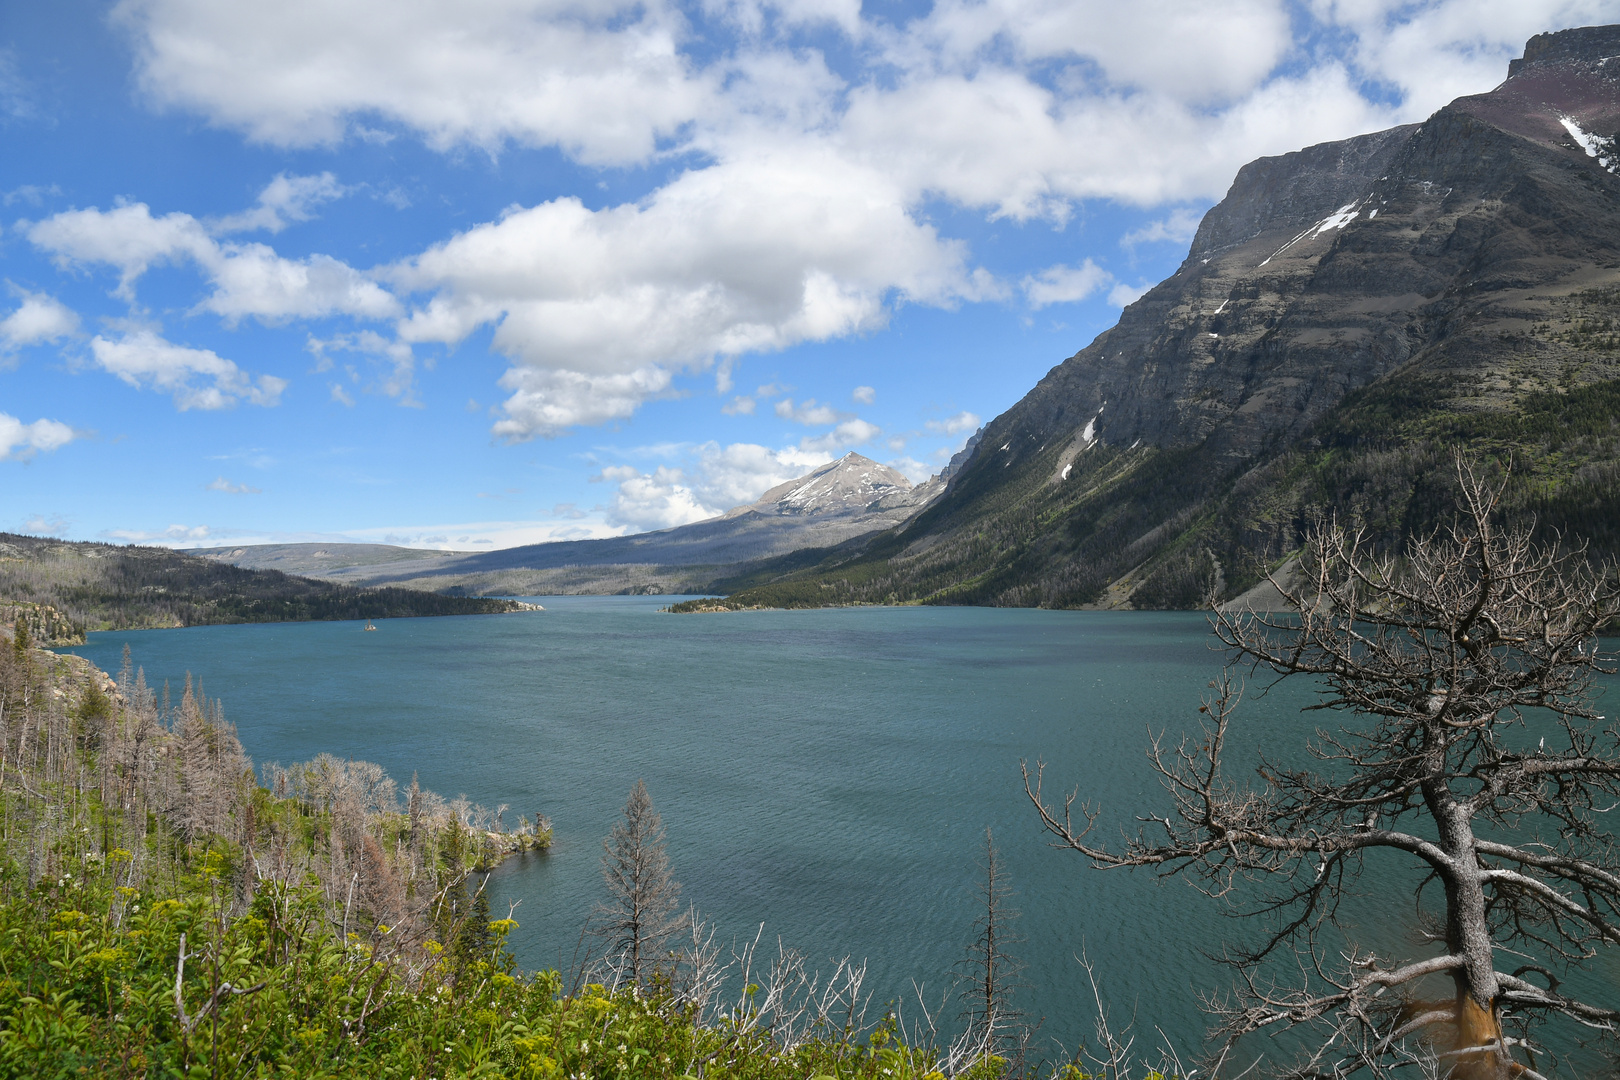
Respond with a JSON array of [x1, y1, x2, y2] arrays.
[[0, 533, 529, 643], [699, 24, 1620, 612]]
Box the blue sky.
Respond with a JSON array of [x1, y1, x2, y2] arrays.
[[3, 0, 1616, 550]]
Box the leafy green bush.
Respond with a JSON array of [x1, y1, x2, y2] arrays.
[[0, 841, 957, 1079]]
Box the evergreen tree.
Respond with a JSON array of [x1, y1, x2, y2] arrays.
[[454, 878, 495, 972]]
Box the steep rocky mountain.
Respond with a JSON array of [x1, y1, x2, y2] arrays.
[[198, 453, 940, 596], [702, 25, 1620, 611]]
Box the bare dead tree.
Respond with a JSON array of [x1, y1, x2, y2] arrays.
[[591, 779, 685, 989], [665, 906, 726, 1016], [955, 827, 1030, 1071], [1025, 460, 1620, 1080], [715, 928, 873, 1051], [1060, 948, 1194, 1080]]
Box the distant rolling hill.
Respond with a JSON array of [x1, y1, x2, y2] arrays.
[[196, 452, 946, 596], [0, 533, 532, 644], [191, 542, 470, 580]]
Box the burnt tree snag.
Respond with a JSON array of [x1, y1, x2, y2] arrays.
[[1026, 461, 1620, 1079]]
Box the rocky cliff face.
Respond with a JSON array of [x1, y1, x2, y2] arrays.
[[719, 25, 1620, 610], [990, 28, 1620, 471]]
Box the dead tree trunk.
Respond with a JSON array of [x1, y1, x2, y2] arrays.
[[957, 828, 1027, 1069], [1026, 460, 1620, 1080]]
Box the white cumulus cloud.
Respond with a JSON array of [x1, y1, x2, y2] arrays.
[[592, 440, 834, 531], [494, 367, 676, 441], [594, 464, 716, 531], [885, 455, 933, 483], [113, 0, 710, 163], [688, 441, 826, 508], [1107, 280, 1151, 307], [0, 291, 79, 351], [205, 243, 399, 323], [85, 0, 1614, 447], [108, 0, 1597, 219], [1022, 260, 1112, 308], [1121, 207, 1205, 248], [212, 172, 346, 234], [908, 0, 1294, 104], [799, 417, 880, 456], [764, 395, 882, 454], [28, 201, 398, 322], [0, 413, 76, 462], [775, 398, 843, 425], [21, 514, 71, 535], [926, 410, 980, 436], [90, 330, 287, 411], [30, 202, 214, 299], [391, 148, 989, 439]]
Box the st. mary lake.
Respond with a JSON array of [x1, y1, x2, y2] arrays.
[[62, 599, 1567, 1058]]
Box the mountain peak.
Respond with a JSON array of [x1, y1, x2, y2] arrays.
[[743, 453, 914, 518]]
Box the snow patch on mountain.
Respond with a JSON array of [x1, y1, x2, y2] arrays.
[[1560, 115, 1619, 172], [1312, 200, 1363, 236]]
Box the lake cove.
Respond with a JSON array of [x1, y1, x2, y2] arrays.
[[64, 598, 1595, 1060]]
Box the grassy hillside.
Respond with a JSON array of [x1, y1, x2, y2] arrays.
[[0, 533, 530, 643]]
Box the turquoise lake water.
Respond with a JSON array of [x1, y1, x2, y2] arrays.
[[60, 599, 1618, 1066]]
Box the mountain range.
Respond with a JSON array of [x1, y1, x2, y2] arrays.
[[195, 453, 937, 596]]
